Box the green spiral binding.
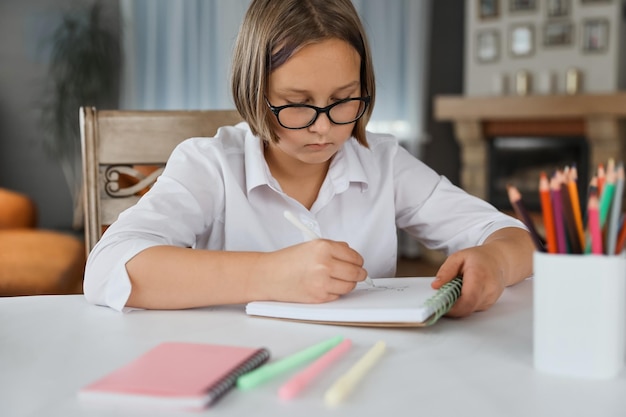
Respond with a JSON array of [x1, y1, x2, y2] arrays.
[[424, 276, 463, 326]]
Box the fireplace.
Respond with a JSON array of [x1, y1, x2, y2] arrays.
[[433, 93, 626, 212], [488, 136, 589, 211]]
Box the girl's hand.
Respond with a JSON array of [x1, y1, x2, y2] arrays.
[[432, 245, 506, 317], [431, 227, 534, 317], [258, 239, 368, 304]]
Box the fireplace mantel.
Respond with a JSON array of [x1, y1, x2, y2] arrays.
[[434, 93, 626, 199]]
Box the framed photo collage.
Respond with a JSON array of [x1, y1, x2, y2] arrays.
[[476, 0, 611, 64]]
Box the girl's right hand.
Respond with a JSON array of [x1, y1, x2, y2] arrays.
[[254, 240, 368, 304]]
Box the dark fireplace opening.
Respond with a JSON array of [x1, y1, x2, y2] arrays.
[[488, 136, 589, 212]]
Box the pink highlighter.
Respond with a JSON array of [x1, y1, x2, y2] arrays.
[[278, 338, 353, 400]]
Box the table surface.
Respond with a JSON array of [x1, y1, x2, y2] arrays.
[[2, 279, 625, 417]]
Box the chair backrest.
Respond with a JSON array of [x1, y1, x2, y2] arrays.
[[79, 107, 243, 254]]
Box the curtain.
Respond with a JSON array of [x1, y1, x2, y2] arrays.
[[120, 0, 431, 149], [353, 0, 432, 152], [120, 0, 250, 110]]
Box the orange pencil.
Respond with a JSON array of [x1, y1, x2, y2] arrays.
[[539, 172, 557, 253], [560, 171, 583, 254], [567, 166, 585, 249]]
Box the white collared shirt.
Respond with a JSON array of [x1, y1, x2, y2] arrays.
[[84, 122, 525, 311]]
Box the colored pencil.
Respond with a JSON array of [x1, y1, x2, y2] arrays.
[[584, 177, 599, 253], [567, 165, 585, 249], [539, 172, 558, 254], [599, 159, 616, 229], [597, 163, 606, 198], [615, 217, 626, 254], [587, 190, 603, 255], [507, 184, 546, 252], [607, 162, 624, 255], [550, 175, 568, 254], [559, 171, 583, 254]]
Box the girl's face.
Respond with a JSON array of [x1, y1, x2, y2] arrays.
[[266, 38, 362, 167]]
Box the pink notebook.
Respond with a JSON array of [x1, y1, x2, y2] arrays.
[[79, 342, 270, 410]]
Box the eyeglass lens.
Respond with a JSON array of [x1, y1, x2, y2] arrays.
[[277, 98, 367, 129]]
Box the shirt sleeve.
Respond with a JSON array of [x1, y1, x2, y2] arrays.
[[83, 237, 158, 312], [83, 139, 225, 312], [393, 146, 527, 255]]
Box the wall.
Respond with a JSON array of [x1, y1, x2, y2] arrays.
[[424, 0, 465, 184], [465, 0, 625, 96], [0, 0, 120, 230]]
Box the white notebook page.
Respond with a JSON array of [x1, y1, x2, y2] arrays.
[[246, 277, 441, 324]]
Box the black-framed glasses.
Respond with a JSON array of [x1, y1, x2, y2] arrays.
[[265, 96, 371, 130]]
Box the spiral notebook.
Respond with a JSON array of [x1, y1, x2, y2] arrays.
[[78, 342, 270, 410], [246, 277, 463, 327]]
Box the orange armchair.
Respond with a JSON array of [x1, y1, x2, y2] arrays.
[[0, 188, 85, 296]]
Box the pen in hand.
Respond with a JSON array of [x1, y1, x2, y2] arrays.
[[283, 210, 375, 287]]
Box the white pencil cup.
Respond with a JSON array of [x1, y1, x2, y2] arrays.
[[533, 252, 626, 379]]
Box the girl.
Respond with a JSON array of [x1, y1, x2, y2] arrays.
[[84, 0, 534, 315]]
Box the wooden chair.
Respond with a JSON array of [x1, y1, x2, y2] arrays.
[[79, 107, 242, 254]]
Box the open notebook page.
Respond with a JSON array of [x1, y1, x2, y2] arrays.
[[246, 277, 440, 324]]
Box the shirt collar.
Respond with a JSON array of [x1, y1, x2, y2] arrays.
[[244, 127, 370, 196], [326, 138, 369, 194], [244, 127, 278, 194]]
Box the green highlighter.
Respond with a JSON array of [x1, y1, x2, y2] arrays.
[[237, 335, 344, 390]]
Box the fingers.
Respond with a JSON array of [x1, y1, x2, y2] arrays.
[[307, 239, 366, 282], [445, 279, 487, 318], [319, 240, 367, 296], [276, 239, 366, 303], [323, 240, 365, 273], [432, 254, 463, 289], [432, 251, 505, 318]]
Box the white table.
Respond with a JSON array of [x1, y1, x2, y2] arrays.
[[1, 279, 624, 417]]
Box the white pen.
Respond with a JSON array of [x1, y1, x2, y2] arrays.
[[283, 210, 375, 287]]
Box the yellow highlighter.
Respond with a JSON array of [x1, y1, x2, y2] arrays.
[[324, 340, 386, 407]]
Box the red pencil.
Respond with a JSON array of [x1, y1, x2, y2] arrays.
[[587, 191, 603, 255]]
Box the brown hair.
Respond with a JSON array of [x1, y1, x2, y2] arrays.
[[231, 0, 375, 146]]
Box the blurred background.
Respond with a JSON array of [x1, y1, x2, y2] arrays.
[[0, 0, 464, 233]]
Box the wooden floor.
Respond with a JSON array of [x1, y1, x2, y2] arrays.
[[395, 256, 441, 277]]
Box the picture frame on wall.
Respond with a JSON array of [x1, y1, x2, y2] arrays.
[[478, 0, 499, 19], [510, 24, 534, 57], [543, 21, 573, 47], [509, 0, 537, 12], [581, 18, 609, 53], [476, 29, 500, 63], [546, 0, 569, 17]]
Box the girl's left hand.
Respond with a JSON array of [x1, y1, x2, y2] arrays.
[[430, 227, 534, 317]]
